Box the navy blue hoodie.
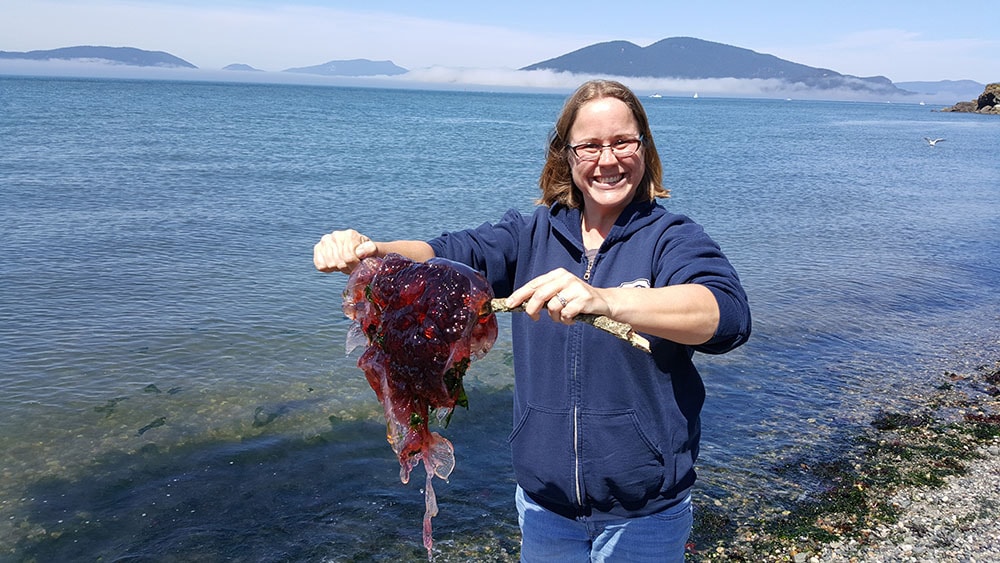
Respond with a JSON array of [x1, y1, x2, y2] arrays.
[[428, 200, 751, 519]]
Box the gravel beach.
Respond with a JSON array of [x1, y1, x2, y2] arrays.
[[690, 355, 1000, 563], [803, 357, 1000, 563], [807, 440, 1000, 562]]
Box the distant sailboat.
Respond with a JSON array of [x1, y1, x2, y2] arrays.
[[693, 92, 699, 99]]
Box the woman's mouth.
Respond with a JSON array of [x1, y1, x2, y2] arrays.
[[595, 174, 624, 185]]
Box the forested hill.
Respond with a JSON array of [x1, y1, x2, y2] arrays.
[[0, 46, 197, 68], [522, 36, 906, 95]]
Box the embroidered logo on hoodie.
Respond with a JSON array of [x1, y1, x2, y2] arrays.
[[619, 278, 651, 289]]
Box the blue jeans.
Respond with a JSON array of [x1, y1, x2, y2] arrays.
[[515, 486, 692, 562]]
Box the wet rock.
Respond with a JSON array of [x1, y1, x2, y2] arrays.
[[93, 397, 128, 417], [136, 416, 166, 436], [252, 406, 279, 428], [937, 82, 1000, 114]]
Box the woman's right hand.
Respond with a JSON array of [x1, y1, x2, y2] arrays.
[[313, 229, 377, 274]]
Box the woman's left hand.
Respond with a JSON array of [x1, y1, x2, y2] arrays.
[[505, 268, 610, 325]]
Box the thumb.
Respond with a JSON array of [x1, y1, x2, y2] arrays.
[[355, 240, 377, 258]]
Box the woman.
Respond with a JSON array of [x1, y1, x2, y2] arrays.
[[314, 79, 751, 561]]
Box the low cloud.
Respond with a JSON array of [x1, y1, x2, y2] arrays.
[[399, 67, 947, 102], [402, 66, 791, 96], [0, 59, 964, 104]]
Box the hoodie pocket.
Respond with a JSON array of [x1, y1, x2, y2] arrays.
[[579, 409, 669, 510], [507, 405, 576, 507]]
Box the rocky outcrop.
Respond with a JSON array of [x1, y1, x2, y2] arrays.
[[938, 82, 1000, 114], [977, 83, 1000, 110]]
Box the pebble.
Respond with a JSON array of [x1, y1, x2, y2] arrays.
[[809, 439, 1000, 562]]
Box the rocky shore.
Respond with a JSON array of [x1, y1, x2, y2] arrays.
[[937, 82, 1000, 114], [822, 441, 1000, 562], [437, 353, 1000, 562], [690, 356, 1000, 562]]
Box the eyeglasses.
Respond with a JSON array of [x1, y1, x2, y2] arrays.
[[566, 137, 643, 161]]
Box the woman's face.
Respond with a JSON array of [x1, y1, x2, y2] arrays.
[[567, 97, 645, 218]]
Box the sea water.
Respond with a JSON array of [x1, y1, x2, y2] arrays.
[[1, 76, 998, 560]]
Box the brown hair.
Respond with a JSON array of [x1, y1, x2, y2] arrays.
[[538, 79, 668, 208]]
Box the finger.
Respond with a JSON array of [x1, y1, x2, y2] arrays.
[[355, 239, 376, 260], [336, 236, 365, 272], [510, 284, 548, 320], [313, 234, 343, 272], [506, 278, 544, 309], [314, 231, 367, 273], [510, 271, 580, 321], [507, 268, 570, 308], [546, 292, 577, 325], [505, 284, 532, 309], [313, 241, 332, 272], [525, 281, 568, 320]]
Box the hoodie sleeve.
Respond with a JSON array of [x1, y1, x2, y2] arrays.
[[653, 216, 751, 355], [426, 208, 527, 298]]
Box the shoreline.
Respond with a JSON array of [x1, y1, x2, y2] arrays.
[[428, 352, 1000, 562], [689, 356, 1000, 562]]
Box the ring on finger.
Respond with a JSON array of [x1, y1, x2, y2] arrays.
[[555, 293, 568, 306]]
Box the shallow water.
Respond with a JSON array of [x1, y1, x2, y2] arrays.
[[1, 77, 998, 559]]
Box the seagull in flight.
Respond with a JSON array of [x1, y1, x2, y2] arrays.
[[924, 137, 945, 146]]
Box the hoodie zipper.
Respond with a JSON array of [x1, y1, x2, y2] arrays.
[[573, 386, 582, 507], [574, 249, 597, 508], [582, 250, 597, 281]]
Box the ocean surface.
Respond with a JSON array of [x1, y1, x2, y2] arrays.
[[1, 76, 998, 561]]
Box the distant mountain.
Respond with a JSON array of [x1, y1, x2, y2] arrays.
[[895, 80, 985, 101], [283, 58, 407, 77], [0, 46, 196, 68], [522, 37, 906, 96], [223, 63, 262, 72]]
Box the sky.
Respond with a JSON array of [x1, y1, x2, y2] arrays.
[[1, 0, 997, 91]]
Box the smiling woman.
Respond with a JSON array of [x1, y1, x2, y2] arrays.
[[313, 79, 751, 561], [567, 99, 648, 242]]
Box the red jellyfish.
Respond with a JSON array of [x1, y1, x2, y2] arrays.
[[342, 253, 498, 559]]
